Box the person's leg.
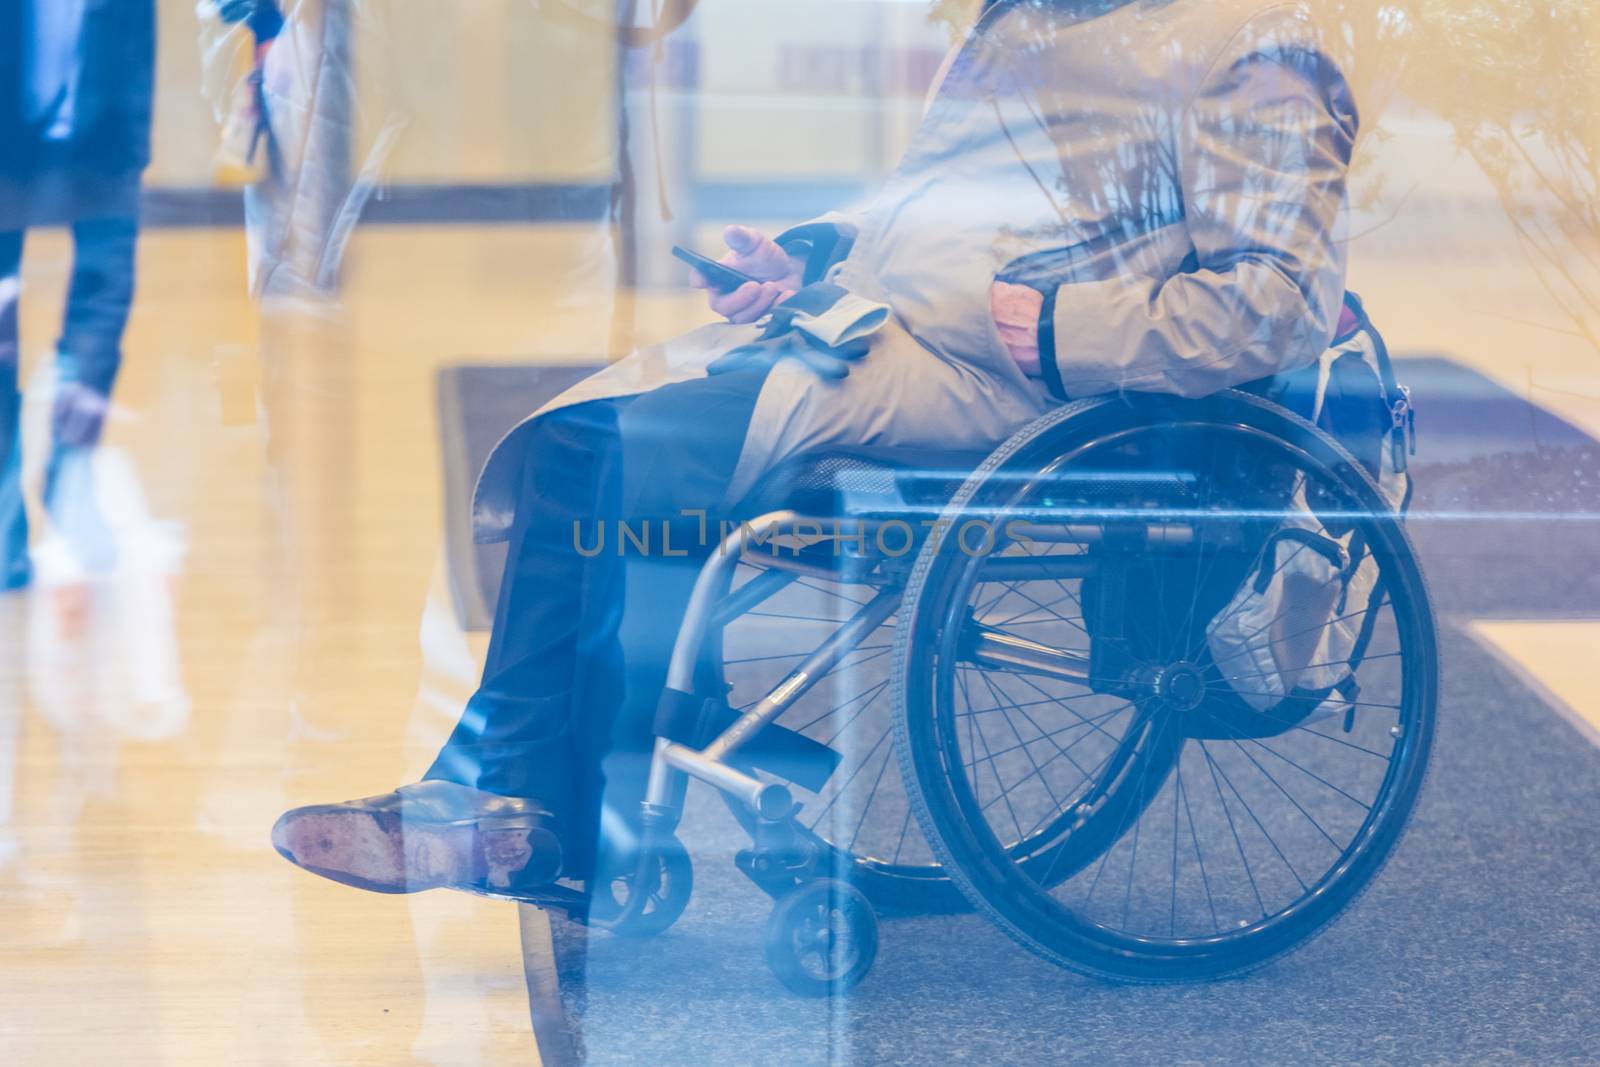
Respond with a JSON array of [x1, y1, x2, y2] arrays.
[[273, 366, 774, 894], [575, 366, 779, 874], [269, 399, 623, 896], [0, 230, 26, 589], [430, 368, 777, 871], [423, 399, 626, 815], [57, 215, 138, 401], [36, 217, 138, 579], [270, 399, 629, 896]]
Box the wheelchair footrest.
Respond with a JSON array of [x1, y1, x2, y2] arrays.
[[707, 701, 843, 795], [653, 689, 842, 795]]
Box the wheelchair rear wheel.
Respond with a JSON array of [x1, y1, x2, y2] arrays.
[[894, 390, 1437, 982]]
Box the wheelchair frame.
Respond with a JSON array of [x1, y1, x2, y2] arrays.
[[640, 498, 1223, 825], [587, 494, 1228, 988]]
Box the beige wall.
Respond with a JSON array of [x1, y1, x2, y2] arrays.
[[142, 0, 1600, 276], [147, 0, 225, 184], [688, 0, 947, 183], [145, 0, 952, 191], [147, 0, 618, 187], [356, 0, 616, 184]]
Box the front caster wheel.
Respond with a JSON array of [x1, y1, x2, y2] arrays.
[[591, 836, 694, 939], [764, 878, 878, 997]]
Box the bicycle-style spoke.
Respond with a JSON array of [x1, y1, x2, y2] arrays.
[[742, 608, 872, 625], [793, 576, 872, 607], [1247, 736, 1374, 812], [960, 684, 1130, 809], [974, 579, 1090, 637], [846, 741, 897, 851], [953, 671, 1107, 831], [1207, 743, 1308, 891], [1120, 757, 1151, 931], [1227, 736, 1346, 852], [960, 705, 1125, 768], [890, 805, 915, 865], [1218, 649, 1402, 691], [810, 726, 892, 824], [817, 680, 891, 749], [1177, 761, 1221, 934], [970, 703, 1028, 845], [1199, 740, 1268, 919], [1013, 719, 1137, 841], [1193, 699, 1372, 824], [1003, 690, 1127, 783], [1072, 717, 1167, 911], [1220, 689, 1401, 715], [716, 563, 947, 887], [988, 664, 1137, 750], [1168, 760, 1181, 936], [983, 585, 1088, 631], [1291, 723, 1394, 760], [791, 677, 889, 736], [956, 694, 1113, 718], [973, 670, 1069, 819]]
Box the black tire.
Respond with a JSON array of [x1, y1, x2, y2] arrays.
[[893, 390, 1437, 983], [764, 878, 880, 997]]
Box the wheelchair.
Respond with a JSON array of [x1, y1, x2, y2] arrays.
[[561, 386, 1437, 997]]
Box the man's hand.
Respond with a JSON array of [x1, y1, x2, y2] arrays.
[[692, 225, 804, 325], [217, 0, 262, 23], [991, 280, 1044, 377], [53, 381, 110, 448]]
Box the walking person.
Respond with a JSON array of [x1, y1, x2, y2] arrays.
[[0, 0, 157, 588]]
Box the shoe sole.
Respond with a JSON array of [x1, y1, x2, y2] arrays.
[[273, 807, 560, 895]]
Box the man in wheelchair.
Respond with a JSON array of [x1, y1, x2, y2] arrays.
[[272, 0, 1368, 903]]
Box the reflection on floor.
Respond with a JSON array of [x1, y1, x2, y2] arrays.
[[0, 224, 704, 1066]]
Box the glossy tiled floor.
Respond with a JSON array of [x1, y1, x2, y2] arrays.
[[0, 224, 667, 1066]]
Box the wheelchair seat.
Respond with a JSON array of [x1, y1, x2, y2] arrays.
[[739, 367, 1307, 523], [738, 445, 991, 519]]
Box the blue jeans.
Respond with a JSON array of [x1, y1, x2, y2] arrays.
[[0, 216, 138, 585]]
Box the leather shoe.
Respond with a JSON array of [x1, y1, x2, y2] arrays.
[[271, 780, 563, 896]]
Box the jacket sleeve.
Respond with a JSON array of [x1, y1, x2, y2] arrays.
[[774, 210, 869, 286], [1046, 6, 1358, 398]]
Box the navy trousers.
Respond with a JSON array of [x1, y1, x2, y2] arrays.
[[0, 217, 138, 587], [424, 366, 772, 874]]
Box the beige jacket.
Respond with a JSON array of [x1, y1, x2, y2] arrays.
[[473, 0, 1358, 543]]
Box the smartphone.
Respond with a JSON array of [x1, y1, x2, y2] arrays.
[[672, 245, 760, 294]]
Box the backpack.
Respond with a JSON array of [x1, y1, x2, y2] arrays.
[[1206, 293, 1416, 717]]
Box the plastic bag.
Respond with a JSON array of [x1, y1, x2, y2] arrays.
[[21, 369, 189, 742], [1207, 309, 1411, 716]]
